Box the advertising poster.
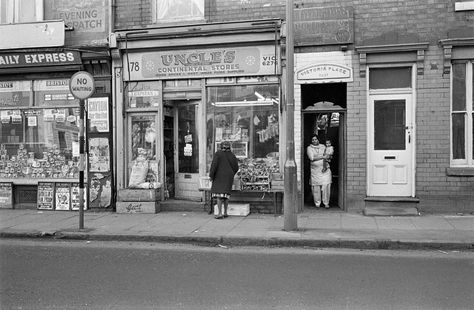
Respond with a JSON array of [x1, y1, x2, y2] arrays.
[[55, 183, 71, 211], [87, 97, 109, 132], [88, 138, 110, 172], [89, 172, 112, 209], [71, 183, 88, 211], [37, 182, 55, 210], [0, 182, 13, 209]]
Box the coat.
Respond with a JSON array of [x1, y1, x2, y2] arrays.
[[209, 150, 239, 195]]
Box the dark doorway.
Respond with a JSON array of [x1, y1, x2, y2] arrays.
[[301, 83, 346, 210]]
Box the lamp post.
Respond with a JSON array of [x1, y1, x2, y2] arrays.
[[283, 0, 297, 231]]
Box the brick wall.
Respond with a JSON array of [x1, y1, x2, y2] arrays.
[[113, 0, 474, 211]]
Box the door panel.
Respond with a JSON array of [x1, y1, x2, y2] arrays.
[[174, 101, 201, 200], [368, 94, 413, 196]]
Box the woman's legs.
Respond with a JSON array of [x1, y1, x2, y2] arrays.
[[223, 198, 229, 217], [321, 183, 331, 208], [216, 197, 223, 218], [311, 185, 322, 207]]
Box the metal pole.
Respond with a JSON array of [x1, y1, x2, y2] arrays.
[[79, 99, 85, 229], [284, 0, 297, 231]]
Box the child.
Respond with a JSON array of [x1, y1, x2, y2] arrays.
[[322, 139, 334, 173]]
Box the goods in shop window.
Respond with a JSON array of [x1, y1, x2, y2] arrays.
[[237, 156, 280, 192], [0, 143, 79, 179]]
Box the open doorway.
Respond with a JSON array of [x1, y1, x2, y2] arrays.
[[301, 83, 346, 211]]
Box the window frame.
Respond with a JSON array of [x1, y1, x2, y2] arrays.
[[0, 0, 43, 24], [450, 60, 474, 167], [151, 0, 205, 24]]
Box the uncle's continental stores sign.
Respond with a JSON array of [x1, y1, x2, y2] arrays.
[[124, 46, 279, 80]]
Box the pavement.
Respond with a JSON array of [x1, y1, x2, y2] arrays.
[[0, 208, 473, 251]]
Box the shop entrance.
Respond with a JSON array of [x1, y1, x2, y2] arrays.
[[163, 100, 201, 201], [301, 83, 346, 210]]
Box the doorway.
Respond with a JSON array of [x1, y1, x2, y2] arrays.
[[163, 100, 202, 201], [368, 94, 414, 196], [301, 83, 346, 210]]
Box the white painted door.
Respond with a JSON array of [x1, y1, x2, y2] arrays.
[[174, 101, 201, 200], [368, 94, 414, 196]]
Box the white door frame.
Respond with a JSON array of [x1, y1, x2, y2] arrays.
[[367, 89, 416, 197]]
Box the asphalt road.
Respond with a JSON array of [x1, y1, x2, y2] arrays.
[[1, 239, 473, 310]]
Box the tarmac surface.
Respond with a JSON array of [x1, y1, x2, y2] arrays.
[[1, 208, 473, 250]]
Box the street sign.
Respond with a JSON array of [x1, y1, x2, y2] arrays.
[[69, 71, 95, 100]]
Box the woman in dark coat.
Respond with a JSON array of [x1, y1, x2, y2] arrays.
[[209, 141, 239, 219]]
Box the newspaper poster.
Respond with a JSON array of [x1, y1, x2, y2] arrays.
[[0, 182, 13, 209], [71, 183, 87, 211], [37, 182, 55, 210], [87, 97, 109, 132], [55, 183, 71, 211]]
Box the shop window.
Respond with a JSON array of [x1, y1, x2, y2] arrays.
[[125, 81, 160, 109], [1, 80, 80, 180], [152, 0, 204, 23], [1, 108, 80, 179], [206, 84, 280, 180], [127, 114, 159, 189], [0, 0, 43, 24], [451, 61, 474, 167], [369, 67, 412, 89]]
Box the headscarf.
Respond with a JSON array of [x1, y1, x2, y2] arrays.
[[220, 141, 231, 151]]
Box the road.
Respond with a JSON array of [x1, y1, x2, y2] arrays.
[[1, 239, 473, 310]]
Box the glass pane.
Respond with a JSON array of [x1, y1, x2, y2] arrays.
[[125, 81, 160, 108], [452, 113, 465, 160], [369, 67, 412, 89], [206, 85, 280, 177], [178, 104, 198, 173], [34, 80, 79, 107], [128, 115, 159, 188], [18, 0, 36, 22], [155, 0, 204, 22], [0, 81, 31, 108], [374, 100, 406, 150], [452, 63, 466, 112], [1, 108, 80, 179]]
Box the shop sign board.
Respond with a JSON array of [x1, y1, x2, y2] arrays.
[[0, 182, 13, 209], [0, 21, 65, 50], [124, 46, 279, 80], [0, 51, 81, 69], [294, 6, 354, 46], [296, 63, 353, 83], [69, 71, 95, 100]]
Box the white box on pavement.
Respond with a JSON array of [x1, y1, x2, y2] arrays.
[[214, 203, 250, 216]]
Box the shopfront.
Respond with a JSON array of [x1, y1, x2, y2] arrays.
[[0, 50, 112, 210], [113, 20, 283, 211], [295, 52, 352, 211]]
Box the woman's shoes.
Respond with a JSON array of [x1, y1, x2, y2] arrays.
[[215, 215, 224, 219], [223, 214, 228, 218]]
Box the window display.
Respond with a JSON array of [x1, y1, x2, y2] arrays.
[[207, 83, 280, 190], [0, 80, 81, 181], [128, 114, 160, 189]]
